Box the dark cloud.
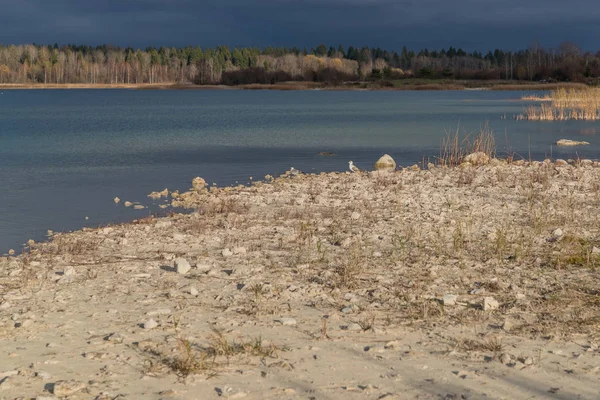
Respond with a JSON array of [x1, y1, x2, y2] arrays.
[[0, 0, 597, 51]]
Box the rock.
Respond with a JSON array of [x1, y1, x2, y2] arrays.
[[502, 319, 514, 331], [341, 304, 359, 314], [8, 249, 14, 256], [222, 248, 233, 257], [463, 152, 491, 165], [556, 139, 590, 146], [344, 322, 363, 331], [113, 197, 120, 204], [592, 247, 600, 254], [63, 266, 76, 276], [196, 263, 212, 273], [174, 258, 191, 275], [133, 204, 145, 210], [36, 371, 52, 380], [374, 154, 396, 171], [233, 247, 247, 254], [52, 380, 86, 396], [554, 159, 569, 166], [442, 294, 458, 306], [500, 353, 512, 365], [276, 318, 297, 326], [104, 332, 125, 344], [192, 177, 207, 191], [143, 319, 158, 330], [148, 188, 168, 199], [483, 297, 500, 311], [124, 201, 133, 207], [188, 286, 199, 296], [351, 212, 361, 221], [552, 228, 564, 238], [523, 356, 534, 365]]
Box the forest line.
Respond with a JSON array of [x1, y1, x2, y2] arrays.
[[0, 42, 597, 86]]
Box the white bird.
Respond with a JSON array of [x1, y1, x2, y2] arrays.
[[290, 167, 302, 176], [348, 161, 360, 173]]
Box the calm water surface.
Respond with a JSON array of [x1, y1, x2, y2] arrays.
[[1, 89, 599, 252]]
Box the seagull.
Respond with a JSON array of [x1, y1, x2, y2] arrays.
[[348, 161, 360, 173], [290, 167, 302, 176]]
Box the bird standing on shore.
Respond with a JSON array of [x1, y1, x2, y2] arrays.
[[348, 161, 360, 173]]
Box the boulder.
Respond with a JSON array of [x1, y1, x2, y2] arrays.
[[463, 152, 490, 165], [556, 139, 590, 146], [374, 154, 396, 171], [192, 177, 207, 191]]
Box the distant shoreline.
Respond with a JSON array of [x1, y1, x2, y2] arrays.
[[0, 81, 588, 91]]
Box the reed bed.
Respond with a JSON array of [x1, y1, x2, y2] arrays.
[[518, 88, 600, 120]]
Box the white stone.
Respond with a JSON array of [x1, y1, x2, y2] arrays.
[[483, 297, 500, 311], [552, 228, 564, 238], [63, 266, 76, 276], [442, 294, 458, 306], [143, 319, 158, 330], [188, 286, 199, 296], [36, 371, 52, 380], [463, 152, 491, 165], [556, 139, 590, 146], [174, 258, 191, 275], [277, 318, 297, 326], [196, 263, 212, 273], [52, 380, 86, 396], [113, 197, 120, 204], [351, 212, 361, 220], [222, 248, 233, 257]]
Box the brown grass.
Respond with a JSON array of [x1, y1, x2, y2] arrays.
[[518, 88, 600, 120], [438, 123, 496, 167]]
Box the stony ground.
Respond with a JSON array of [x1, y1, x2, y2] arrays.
[[1, 159, 600, 399]]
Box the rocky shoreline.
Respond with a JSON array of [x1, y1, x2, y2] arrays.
[[1, 159, 600, 399]]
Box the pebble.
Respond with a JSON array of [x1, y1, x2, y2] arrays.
[[552, 228, 564, 238], [147, 309, 171, 316], [124, 201, 133, 207], [36, 371, 52, 380], [188, 286, 199, 296], [222, 248, 233, 257], [276, 318, 297, 326], [63, 266, 76, 276], [133, 204, 145, 210], [442, 294, 458, 306], [104, 332, 125, 344], [52, 380, 86, 396], [344, 323, 363, 331], [483, 297, 499, 311], [143, 319, 158, 330], [351, 212, 361, 220], [196, 263, 212, 273], [113, 197, 120, 204], [523, 356, 534, 366], [174, 258, 191, 275], [341, 304, 359, 314], [233, 247, 247, 254], [500, 353, 512, 364]]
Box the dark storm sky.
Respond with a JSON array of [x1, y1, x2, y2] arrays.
[[0, 0, 598, 52]]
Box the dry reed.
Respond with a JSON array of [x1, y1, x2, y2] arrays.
[[438, 123, 496, 167], [518, 88, 600, 121]]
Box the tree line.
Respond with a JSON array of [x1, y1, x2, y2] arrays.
[[0, 42, 598, 85]]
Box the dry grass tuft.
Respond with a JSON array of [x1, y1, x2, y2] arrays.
[[438, 123, 496, 167]]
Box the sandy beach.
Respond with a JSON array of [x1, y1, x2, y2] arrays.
[[1, 159, 600, 399]]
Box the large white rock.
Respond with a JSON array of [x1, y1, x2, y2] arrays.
[[556, 139, 590, 146], [374, 154, 396, 171], [174, 258, 191, 275], [463, 152, 491, 165], [192, 177, 207, 191]]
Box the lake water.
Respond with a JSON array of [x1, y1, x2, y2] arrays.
[[1, 89, 599, 252]]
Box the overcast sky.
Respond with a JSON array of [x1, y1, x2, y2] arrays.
[[0, 0, 597, 52]]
